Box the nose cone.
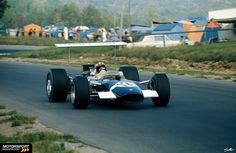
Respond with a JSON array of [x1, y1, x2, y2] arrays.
[[111, 81, 144, 103]]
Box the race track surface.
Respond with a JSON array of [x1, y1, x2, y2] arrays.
[[0, 61, 235, 153]]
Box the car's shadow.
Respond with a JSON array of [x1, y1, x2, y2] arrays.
[[90, 101, 144, 110], [85, 99, 171, 111], [47, 97, 172, 111]]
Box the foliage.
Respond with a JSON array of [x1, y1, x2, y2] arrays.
[[60, 2, 82, 27], [0, 0, 113, 28], [0, 0, 9, 18], [82, 5, 104, 27], [0, 36, 81, 46], [13, 132, 75, 143], [117, 42, 236, 62], [0, 134, 8, 142], [1, 36, 235, 63], [0, 105, 79, 153], [145, 4, 159, 25], [0, 105, 6, 109], [1, 0, 236, 28], [4, 0, 56, 27], [0, 110, 36, 126]]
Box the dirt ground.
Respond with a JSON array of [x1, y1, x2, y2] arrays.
[[1, 57, 236, 81]]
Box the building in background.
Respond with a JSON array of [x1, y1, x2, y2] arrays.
[[208, 8, 236, 41], [152, 23, 186, 41], [130, 24, 153, 35], [200, 19, 221, 43], [176, 17, 207, 43], [23, 24, 42, 37]]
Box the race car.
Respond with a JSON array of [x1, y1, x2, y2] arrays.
[[46, 65, 170, 109]]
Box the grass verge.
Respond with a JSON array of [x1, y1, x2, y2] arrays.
[[0, 36, 83, 46], [0, 37, 236, 81], [4, 41, 236, 62], [118, 42, 236, 62], [0, 104, 107, 153]]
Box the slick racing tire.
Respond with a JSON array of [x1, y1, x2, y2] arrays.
[[46, 69, 68, 102], [119, 66, 140, 81], [149, 74, 170, 106], [71, 76, 90, 109]]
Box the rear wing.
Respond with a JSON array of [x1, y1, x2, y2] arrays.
[[54, 42, 127, 70], [55, 42, 127, 48]]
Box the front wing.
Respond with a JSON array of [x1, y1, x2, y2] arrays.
[[98, 90, 158, 99]]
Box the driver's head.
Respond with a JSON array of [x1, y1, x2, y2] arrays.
[[95, 62, 107, 73]]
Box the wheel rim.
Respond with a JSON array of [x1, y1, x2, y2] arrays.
[[71, 83, 75, 105], [46, 78, 52, 96]]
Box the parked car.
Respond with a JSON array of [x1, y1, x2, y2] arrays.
[[80, 28, 98, 40], [127, 35, 181, 48]]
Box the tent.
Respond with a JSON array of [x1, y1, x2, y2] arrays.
[[80, 28, 98, 40], [130, 24, 153, 34], [23, 24, 43, 37], [184, 24, 204, 43], [174, 16, 206, 24], [152, 23, 186, 41], [52, 26, 64, 38], [182, 20, 205, 43], [75, 26, 89, 32], [174, 17, 208, 43], [201, 20, 221, 43]]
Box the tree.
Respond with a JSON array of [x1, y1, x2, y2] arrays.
[[0, 0, 9, 18], [145, 4, 159, 26], [43, 0, 64, 25], [60, 2, 82, 27], [82, 5, 103, 27], [1, 0, 31, 27], [0, 1, 113, 28]]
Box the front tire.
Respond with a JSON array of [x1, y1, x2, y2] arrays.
[[46, 69, 68, 102], [71, 76, 90, 109], [149, 74, 170, 106]]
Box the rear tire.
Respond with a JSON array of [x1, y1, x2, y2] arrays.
[[119, 66, 140, 81], [71, 76, 90, 109], [46, 69, 68, 102], [149, 74, 170, 106]]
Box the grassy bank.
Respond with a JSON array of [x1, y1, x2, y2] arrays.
[[0, 36, 236, 80], [118, 42, 236, 62], [1, 36, 236, 62], [0, 36, 83, 46], [10, 46, 114, 59], [5, 40, 236, 63], [0, 104, 107, 153]]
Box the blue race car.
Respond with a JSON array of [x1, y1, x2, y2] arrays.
[[46, 65, 170, 109]]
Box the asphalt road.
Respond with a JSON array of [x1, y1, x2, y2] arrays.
[[0, 45, 47, 54], [0, 61, 235, 153]]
